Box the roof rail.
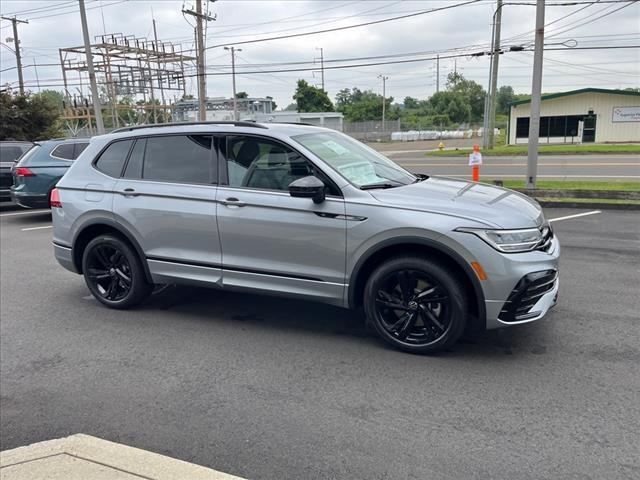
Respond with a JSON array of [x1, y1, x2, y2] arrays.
[[270, 121, 316, 127], [111, 121, 268, 133]]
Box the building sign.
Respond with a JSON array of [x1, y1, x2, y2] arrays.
[[612, 106, 640, 122]]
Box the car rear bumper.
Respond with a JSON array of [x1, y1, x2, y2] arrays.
[[53, 242, 77, 273], [11, 190, 50, 209]]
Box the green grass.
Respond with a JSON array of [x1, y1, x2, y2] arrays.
[[428, 144, 640, 156], [495, 180, 640, 191], [537, 197, 640, 205]]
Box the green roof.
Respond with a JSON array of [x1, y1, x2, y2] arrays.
[[509, 88, 640, 107]]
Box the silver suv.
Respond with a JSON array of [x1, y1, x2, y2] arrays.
[[52, 122, 559, 353]]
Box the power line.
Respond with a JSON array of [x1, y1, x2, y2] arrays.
[[205, 0, 486, 50]]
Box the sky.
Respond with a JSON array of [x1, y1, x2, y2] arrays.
[[1, 0, 638, 109]]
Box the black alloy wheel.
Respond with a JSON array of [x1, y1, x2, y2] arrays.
[[364, 256, 467, 353], [86, 244, 132, 301], [82, 234, 151, 309], [375, 270, 451, 345]]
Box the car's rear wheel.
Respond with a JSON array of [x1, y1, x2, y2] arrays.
[[82, 234, 151, 309], [363, 256, 467, 354]]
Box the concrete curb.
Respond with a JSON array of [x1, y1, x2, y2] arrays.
[[537, 200, 640, 210], [0, 434, 244, 480]]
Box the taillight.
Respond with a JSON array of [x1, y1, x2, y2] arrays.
[[50, 188, 62, 208], [14, 167, 35, 177]]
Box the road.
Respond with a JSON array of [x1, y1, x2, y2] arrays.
[[1, 204, 639, 479], [384, 153, 640, 180]]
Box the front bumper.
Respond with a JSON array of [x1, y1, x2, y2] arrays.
[[472, 232, 561, 330]]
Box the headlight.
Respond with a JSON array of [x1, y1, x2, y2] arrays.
[[456, 227, 544, 253]]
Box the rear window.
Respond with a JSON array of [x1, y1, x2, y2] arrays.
[[95, 140, 134, 177], [0, 144, 30, 163]]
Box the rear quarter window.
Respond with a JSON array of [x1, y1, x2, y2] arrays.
[[94, 140, 134, 177], [50, 143, 76, 160]]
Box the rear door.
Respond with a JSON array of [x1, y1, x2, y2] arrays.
[[112, 134, 221, 285]]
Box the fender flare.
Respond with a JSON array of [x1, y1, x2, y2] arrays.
[[347, 236, 486, 322], [72, 218, 153, 283]]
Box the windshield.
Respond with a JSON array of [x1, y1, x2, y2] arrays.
[[291, 131, 416, 188]]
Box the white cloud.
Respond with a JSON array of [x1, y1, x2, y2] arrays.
[[1, 0, 638, 108]]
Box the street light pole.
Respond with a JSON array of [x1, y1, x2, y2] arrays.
[[78, 0, 104, 134], [526, 0, 546, 189], [225, 46, 241, 121], [378, 74, 388, 125], [2, 16, 29, 95]]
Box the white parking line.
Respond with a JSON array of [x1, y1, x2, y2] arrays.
[[0, 209, 50, 217], [21, 225, 53, 231], [548, 210, 602, 223]]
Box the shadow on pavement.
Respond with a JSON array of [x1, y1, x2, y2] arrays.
[[140, 284, 550, 359]]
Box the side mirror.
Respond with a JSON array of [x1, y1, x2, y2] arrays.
[[288, 175, 326, 204]]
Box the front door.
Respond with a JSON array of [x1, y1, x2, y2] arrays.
[[582, 114, 596, 143], [215, 134, 347, 304], [112, 134, 221, 285]]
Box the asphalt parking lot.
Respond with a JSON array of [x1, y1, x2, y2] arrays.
[[1, 204, 639, 479]]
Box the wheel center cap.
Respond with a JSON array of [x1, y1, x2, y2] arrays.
[[408, 301, 418, 311], [109, 268, 116, 276]]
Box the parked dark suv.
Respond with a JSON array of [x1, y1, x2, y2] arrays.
[[11, 139, 89, 208], [0, 141, 34, 201]]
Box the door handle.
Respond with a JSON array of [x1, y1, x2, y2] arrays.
[[221, 197, 246, 207], [120, 188, 139, 197]]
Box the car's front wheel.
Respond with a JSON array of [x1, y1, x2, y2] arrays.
[[82, 234, 151, 309], [364, 256, 467, 354]]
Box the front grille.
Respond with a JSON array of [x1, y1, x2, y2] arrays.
[[499, 269, 558, 322]]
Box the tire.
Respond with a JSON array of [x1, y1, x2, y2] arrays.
[[82, 234, 151, 309], [363, 256, 467, 354]]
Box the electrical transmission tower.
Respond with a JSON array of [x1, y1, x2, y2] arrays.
[[59, 33, 195, 135]]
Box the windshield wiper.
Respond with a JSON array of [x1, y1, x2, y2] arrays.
[[413, 174, 429, 183], [360, 182, 401, 190]]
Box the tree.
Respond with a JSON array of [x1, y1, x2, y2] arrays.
[[293, 79, 334, 112], [284, 102, 298, 111], [235, 91, 248, 99], [403, 96, 419, 109], [444, 72, 486, 121], [337, 89, 397, 122], [0, 90, 62, 141], [496, 85, 516, 115]]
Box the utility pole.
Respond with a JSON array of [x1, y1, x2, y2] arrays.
[[487, 0, 503, 149], [316, 47, 325, 91], [224, 46, 241, 120], [378, 75, 388, 125], [152, 18, 167, 121], [78, 0, 104, 134], [1, 16, 28, 95], [436, 54, 440, 93], [526, 0, 545, 189], [183, 0, 215, 121]]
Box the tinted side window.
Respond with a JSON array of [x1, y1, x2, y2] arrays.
[[51, 143, 75, 160], [123, 138, 145, 179], [95, 140, 134, 177], [224, 135, 313, 191], [142, 135, 212, 184], [73, 142, 89, 159]]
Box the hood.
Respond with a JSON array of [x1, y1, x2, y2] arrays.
[[369, 176, 544, 229]]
